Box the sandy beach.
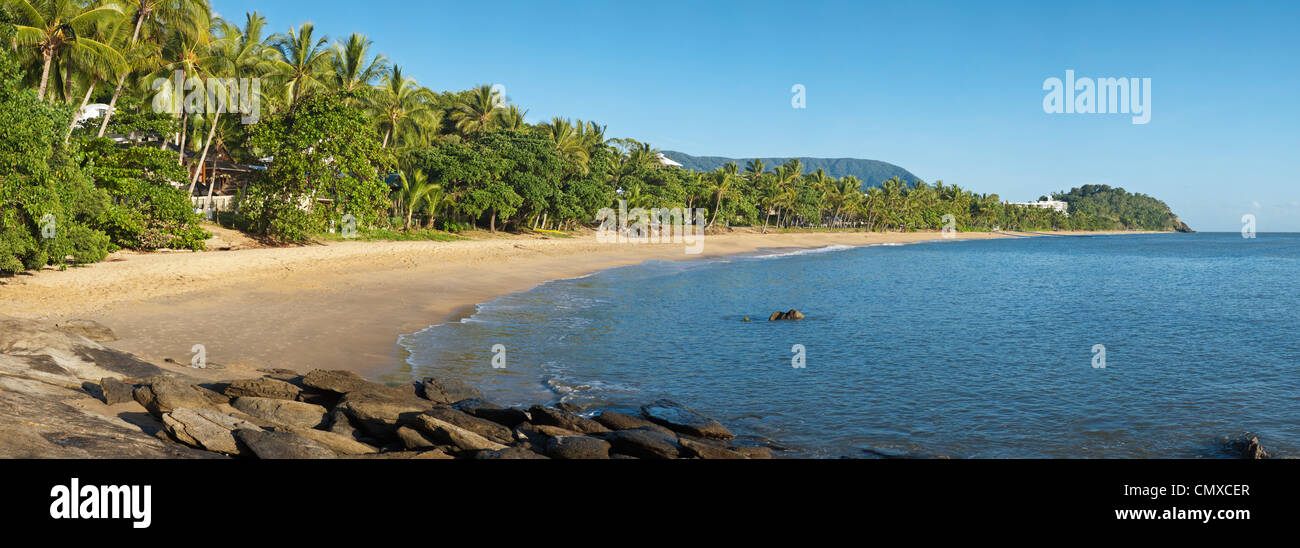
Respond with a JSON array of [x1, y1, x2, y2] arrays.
[[0, 227, 1152, 380]]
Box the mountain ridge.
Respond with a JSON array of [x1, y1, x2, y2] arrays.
[[660, 151, 921, 188]]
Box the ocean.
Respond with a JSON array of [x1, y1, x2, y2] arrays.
[[396, 233, 1300, 458]]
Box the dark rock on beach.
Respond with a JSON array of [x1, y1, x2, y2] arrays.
[[546, 435, 612, 459], [596, 410, 674, 435], [134, 375, 218, 418], [99, 377, 136, 405], [335, 389, 432, 440], [475, 446, 550, 460], [420, 407, 514, 445], [410, 414, 509, 452], [235, 429, 336, 459], [162, 407, 261, 456], [231, 396, 329, 429], [224, 377, 302, 401], [604, 427, 683, 459], [456, 398, 531, 427], [679, 437, 748, 459], [641, 399, 734, 440], [415, 377, 484, 404], [529, 405, 610, 435], [0, 315, 767, 460]]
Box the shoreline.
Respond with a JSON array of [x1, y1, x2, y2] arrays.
[[1, 228, 1168, 382]]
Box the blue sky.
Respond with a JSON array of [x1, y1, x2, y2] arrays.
[[214, 0, 1299, 231]]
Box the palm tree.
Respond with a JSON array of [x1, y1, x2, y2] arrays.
[[9, 0, 126, 101], [142, 23, 214, 162], [186, 12, 275, 191], [62, 12, 129, 142], [270, 22, 330, 106], [539, 117, 589, 172], [97, 0, 212, 137], [743, 158, 765, 181], [492, 104, 526, 130], [449, 84, 501, 138], [394, 169, 438, 230], [370, 65, 436, 148], [329, 32, 385, 99], [708, 162, 738, 228]]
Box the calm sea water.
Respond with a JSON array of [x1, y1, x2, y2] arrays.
[[396, 233, 1300, 458]]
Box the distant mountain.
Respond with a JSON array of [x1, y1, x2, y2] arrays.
[[660, 151, 920, 188]]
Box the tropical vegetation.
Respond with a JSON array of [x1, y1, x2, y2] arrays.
[[0, 1, 1186, 273]]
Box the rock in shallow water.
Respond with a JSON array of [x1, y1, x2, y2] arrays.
[[640, 399, 733, 440], [1226, 432, 1269, 459]]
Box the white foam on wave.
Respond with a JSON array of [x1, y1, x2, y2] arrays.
[[748, 244, 858, 260]]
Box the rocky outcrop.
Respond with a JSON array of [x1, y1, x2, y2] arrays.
[[162, 408, 261, 456], [335, 389, 432, 440], [134, 376, 218, 418], [1226, 432, 1268, 459], [768, 309, 805, 321], [410, 415, 508, 452], [231, 397, 328, 429], [603, 427, 683, 459], [546, 435, 611, 459], [234, 429, 336, 459], [640, 399, 734, 440], [224, 377, 302, 401], [99, 377, 136, 405], [596, 410, 672, 434], [420, 407, 513, 445], [528, 405, 610, 435], [0, 316, 775, 460], [414, 377, 484, 404], [456, 399, 530, 427]]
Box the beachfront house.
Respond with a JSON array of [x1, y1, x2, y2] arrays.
[[1007, 198, 1070, 215]]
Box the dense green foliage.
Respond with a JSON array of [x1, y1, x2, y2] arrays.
[[1053, 185, 1189, 232], [3, 1, 1189, 262], [240, 92, 391, 242], [0, 7, 206, 274], [661, 151, 919, 188]]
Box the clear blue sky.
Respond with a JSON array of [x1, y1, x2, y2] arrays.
[[214, 0, 1299, 231]]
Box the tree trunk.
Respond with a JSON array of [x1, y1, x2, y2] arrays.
[[97, 76, 127, 138], [188, 112, 221, 194], [709, 192, 723, 228], [490, 210, 497, 233], [37, 49, 54, 101], [177, 112, 188, 165], [65, 79, 98, 143]]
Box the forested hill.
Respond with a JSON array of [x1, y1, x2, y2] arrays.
[[661, 151, 919, 188], [1053, 185, 1194, 232]]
